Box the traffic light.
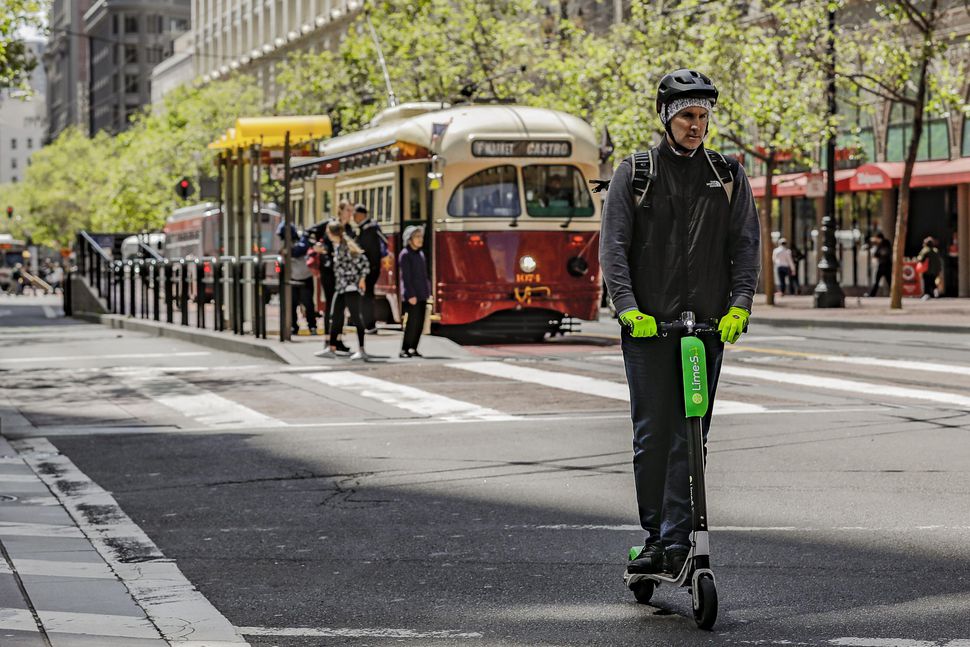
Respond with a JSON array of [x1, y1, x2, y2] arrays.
[[175, 177, 194, 200], [5, 206, 12, 219]]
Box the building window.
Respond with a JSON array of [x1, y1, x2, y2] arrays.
[[112, 14, 118, 34], [124, 15, 139, 32], [11, 176, 17, 183], [26, 138, 32, 149], [10, 138, 16, 150], [886, 103, 950, 162], [11, 158, 17, 169], [125, 74, 140, 93], [124, 45, 138, 64]]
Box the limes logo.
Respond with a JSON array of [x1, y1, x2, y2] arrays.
[[691, 393, 704, 405]]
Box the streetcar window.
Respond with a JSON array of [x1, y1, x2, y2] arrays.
[[385, 185, 393, 222], [368, 188, 376, 214], [523, 165, 594, 218], [447, 165, 520, 218], [377, 186, 385, 222], [409, 178, 421, 218]]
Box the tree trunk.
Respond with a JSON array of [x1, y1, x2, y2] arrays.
[[889, 40, 932, 310], [761, 153, 776, 305]]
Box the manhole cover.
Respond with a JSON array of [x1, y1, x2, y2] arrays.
[[0, 495, 17, 502]]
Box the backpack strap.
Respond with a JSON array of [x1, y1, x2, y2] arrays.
[[704, 149, 734, 205], [630, 149, 657, 208]]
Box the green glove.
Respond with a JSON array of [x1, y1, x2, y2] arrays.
[[619, 309, 658, 338], [718, 306, 750, 344]]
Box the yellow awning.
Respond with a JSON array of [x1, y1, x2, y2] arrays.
[[208, 116, 332, 150]]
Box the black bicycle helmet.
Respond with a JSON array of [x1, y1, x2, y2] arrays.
[[655, 69, 719, 116]]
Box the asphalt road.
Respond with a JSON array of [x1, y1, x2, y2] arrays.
[[2, 294, 970, 646]]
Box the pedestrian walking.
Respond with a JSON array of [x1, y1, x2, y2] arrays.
[[398, 225, 431, 358], [867, 232, 892, 297], [353, 204, 388, 333], [279, 223, 317, 335], [315, 221, 370, 361], [772, 238, 796, 295], [599, 68, 760, 576], [917, 235, 943, 299]]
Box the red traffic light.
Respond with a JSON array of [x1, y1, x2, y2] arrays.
[[175, 177, 194, 199], [180, 180, 189, 188], [5, 206, 12, 219]]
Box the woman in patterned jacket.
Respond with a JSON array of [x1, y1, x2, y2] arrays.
[[314, 221, 370, 360]]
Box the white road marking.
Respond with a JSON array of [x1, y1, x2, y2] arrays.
[[239, 626, 482, 639], [0, 474, 39, 482], [830, 640, 938, 647], [508, 523, 970, 533], [18, 439, 250, 647], [119, 370, 286, 428], [0, 607, 37, 632], [741, 348, 970, 377], [0, 522, 85, 538], [42, 305, 58, 319], [0, 351, 211, 364], [723, 365, 970, 409], [449, 361, 766, 415], [306, 371, 519, 422], [10, 558, 116, 580]]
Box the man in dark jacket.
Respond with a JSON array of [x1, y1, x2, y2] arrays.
[[353, 204, 386, 333], [867, 232, 892, 297], [398, 225, 431, 357], [600, 69, 761, 577]]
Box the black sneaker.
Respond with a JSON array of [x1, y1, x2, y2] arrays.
[[409, 350, 423, 358], [664, 546, 691, 577], [334, 341, 352, 355], [627, 542, 663, 574], [399, 350, 412, 358]]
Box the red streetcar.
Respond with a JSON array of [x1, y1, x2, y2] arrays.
[[291, 102, 602, 341]]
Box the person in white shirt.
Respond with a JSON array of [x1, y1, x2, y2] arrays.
[[772, 238, 796, 296]]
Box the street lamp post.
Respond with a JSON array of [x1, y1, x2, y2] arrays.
[[815, 5, 845, 308]]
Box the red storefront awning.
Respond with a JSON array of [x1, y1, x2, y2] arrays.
[[751, 169, 856, 199], [754, 158, 970, 197]]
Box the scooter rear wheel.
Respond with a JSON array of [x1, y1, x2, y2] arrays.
[[692, 575, 717, 630], [630, 580, 654, 604]]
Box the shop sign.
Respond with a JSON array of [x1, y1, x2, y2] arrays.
[[805, 172, 825, 198], [849, 166, 893, 191]]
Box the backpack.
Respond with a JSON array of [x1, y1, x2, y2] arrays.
[[590, 147, 735, 207], [364, 221, 390, 259]]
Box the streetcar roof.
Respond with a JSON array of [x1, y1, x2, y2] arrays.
[[294, 103, 598, 172]]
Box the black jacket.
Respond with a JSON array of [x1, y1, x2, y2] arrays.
[[599, 139, 761, 323], [355, 219, 385, 282], [398, 246, 431, 301]]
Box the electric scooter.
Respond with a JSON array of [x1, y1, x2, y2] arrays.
[[621, 310, 722, 630]]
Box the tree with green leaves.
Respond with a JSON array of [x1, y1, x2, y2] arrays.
[[839, 0, 969, 309], [704, 0, 834, 305], [0, 0, 42, 90]]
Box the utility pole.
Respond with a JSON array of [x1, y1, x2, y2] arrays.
[[814, 5, 845, 308]]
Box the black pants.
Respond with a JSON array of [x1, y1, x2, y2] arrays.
[[361, 275, 379, 330], [922, 272, 938, 298], [868, 264, 891, 297], [621, 331, 724, 549], [292, 277, 316, 332], [321, 270, 336, 334], [330, 290, 365, 349], [402, 299, 427, 352], [776, 266, 791, 294]]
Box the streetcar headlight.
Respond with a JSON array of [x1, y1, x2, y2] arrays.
[[519, 255, 537, 273]]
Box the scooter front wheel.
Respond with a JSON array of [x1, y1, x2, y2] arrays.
[[630, 579, 654, 604], [692, 574, 717, 630]]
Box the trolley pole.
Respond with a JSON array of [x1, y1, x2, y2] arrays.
[[814, 5, 845, 308]]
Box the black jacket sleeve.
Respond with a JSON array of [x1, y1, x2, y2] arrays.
[[598, 157, 639, 316], [726, 161, 761, 312]]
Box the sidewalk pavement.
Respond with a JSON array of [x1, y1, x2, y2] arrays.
[[751, 294, 970, 333]]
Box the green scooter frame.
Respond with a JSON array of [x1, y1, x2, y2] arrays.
[[622, 311, 719, 630]]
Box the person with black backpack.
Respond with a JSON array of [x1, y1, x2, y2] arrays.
[[599, 69, 761, 578], [353, 204, 389, 333]]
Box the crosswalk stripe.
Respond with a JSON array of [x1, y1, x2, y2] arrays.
[[448, 361, 766, 415], [732, 346, 970, 376], [117, 370, 286, 428], [305, 371, 520, 422], [0, 351, 211, 364], [723, 365, 970, 409]]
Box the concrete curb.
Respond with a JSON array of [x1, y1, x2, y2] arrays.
[[752, 316, 970, 335], [73, 311, 290, 364]]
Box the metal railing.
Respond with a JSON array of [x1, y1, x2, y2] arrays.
[[74, 232, 291, 341]]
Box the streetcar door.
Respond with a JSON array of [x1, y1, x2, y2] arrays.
[[401, 163, 433, 310]]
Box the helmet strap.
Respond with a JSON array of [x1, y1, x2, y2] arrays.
[[663, 118, 709, 155]]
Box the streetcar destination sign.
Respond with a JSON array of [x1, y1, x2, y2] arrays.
[[472, 140, 571, 158]]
